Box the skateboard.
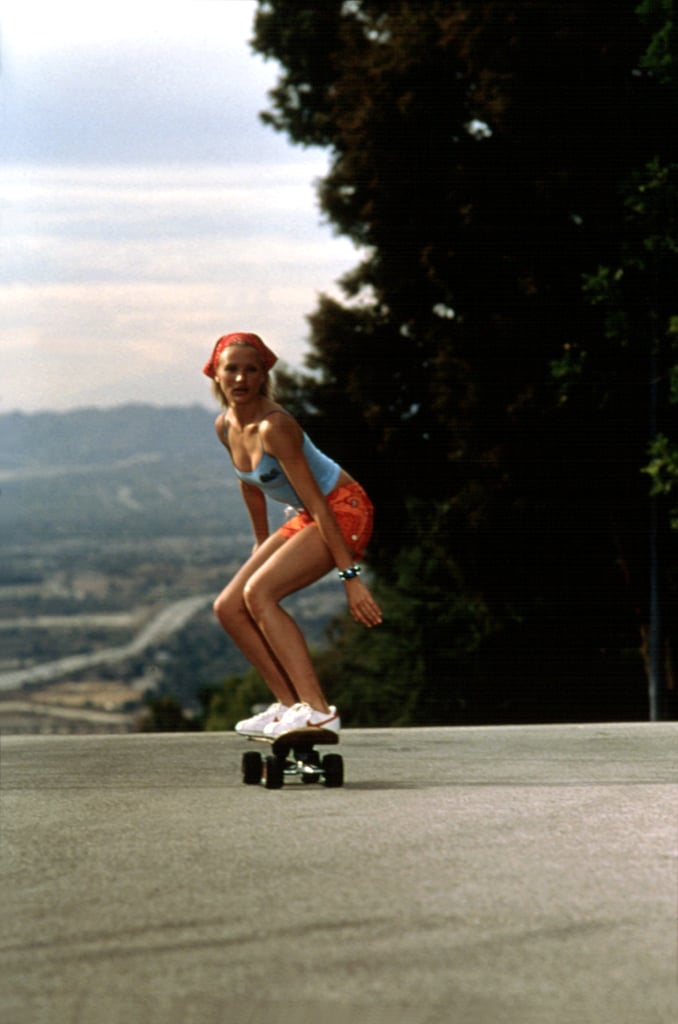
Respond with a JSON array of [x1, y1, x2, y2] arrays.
[[240, 727, 344, 789]]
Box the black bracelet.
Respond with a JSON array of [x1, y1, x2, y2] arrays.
[[338, 564, 362, 581]]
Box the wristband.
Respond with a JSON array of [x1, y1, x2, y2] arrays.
[[338, 564, 362, 581]]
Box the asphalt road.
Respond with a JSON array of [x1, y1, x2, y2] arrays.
[[1, 724, 677, 1024]]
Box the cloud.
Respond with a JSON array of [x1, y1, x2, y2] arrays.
[[0, 164, 357, 412], [2, 163, 339, 277], [0, 3, 359, 412], [2, 2, 286, 166]]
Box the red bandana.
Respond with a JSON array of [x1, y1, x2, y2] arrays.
[[202, 332, 278, 378]]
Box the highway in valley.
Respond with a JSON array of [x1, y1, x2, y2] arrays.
[[0, 594, 213, 692]]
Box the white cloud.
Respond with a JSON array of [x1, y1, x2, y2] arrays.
[[2, 1, 284, 165], [0, 164, 357, 412], [0, 3, 359, 412], [2, 1, 257, 54], [1, 163, 339, 278]]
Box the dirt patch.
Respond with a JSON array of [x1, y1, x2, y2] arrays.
[[28, 679, 141, 713]]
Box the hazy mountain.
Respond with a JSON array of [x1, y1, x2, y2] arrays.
[[0, 404, 254, 543], [0, 406, 344, 731]]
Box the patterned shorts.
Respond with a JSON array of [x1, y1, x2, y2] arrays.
[[277, 481, 374, 559]]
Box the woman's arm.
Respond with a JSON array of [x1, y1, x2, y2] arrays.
[[214, 413, 270, 550], [261, 417, 382, 627], [240, 481, 270, 549]]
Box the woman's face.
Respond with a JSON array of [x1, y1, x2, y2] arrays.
[[215, 344, 267, 405]]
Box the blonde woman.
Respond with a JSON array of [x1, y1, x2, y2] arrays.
[[204, 332, 382, 737]]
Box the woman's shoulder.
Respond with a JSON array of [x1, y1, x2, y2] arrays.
[[258, 406, 303, 447], [259, 404, 299, 429], [213, 411, 229, 446]]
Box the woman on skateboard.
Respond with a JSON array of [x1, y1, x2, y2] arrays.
[[204, 332, 382, 738]]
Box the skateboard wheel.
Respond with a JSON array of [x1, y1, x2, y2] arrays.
[[265, 755, 284, 789], [322, 753, 344, 788], [242, 750, 263, 785], [301, 749, 321, 783]]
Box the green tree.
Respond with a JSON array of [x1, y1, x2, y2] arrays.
[[252, 0, 677, 721], [636, 2, 678, 539], [200, 670, 272, 731], [139, 694, 200, 732], [551, 3, 678, 715]]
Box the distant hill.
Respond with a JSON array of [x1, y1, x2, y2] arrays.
[[0, 404, 218, 469], [0, 406, 345, 725], [0, 404, 256, 542]]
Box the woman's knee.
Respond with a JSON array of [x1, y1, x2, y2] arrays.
[[213, 589, 244, 630], [242, 577, 271, 623]]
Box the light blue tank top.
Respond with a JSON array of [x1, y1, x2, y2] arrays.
[[229, 418, 341, 508]]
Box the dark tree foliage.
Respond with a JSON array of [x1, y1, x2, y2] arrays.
[[251, 0, 678, 722]]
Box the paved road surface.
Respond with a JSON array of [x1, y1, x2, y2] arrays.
[[1, 724, 677, 1024]]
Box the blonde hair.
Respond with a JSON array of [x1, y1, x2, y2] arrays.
[[210, 342, 274, 408]]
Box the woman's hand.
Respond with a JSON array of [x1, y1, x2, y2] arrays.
[[344, 578, 383, 628]]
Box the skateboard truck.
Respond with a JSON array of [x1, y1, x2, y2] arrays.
[[241, 727, 344, 789]]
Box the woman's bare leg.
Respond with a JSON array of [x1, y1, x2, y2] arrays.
[[241, 528, 335, 712], [213, 532, 300, 707]]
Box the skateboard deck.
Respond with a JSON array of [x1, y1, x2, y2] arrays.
[[240, 727, 342, 789], [251, 726, 339, 755]]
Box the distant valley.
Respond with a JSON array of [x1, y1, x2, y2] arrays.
[[0, 405, 343, 733], [0, 404, 249, 543]]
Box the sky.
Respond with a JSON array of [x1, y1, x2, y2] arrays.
[[0, 1, 358, 413]]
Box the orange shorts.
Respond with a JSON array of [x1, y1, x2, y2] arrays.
[[277, 481, 374, 560]]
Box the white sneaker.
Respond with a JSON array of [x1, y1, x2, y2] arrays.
[[234, 702, 290, 737], [263, 702, 341, 738]]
